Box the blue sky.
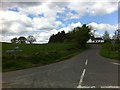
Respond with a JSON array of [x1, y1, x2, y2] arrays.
[[57, 7, 118, 35], [81, 11, 118, 35], [80, 11, 118, 25], [0, 1, 118, 43]]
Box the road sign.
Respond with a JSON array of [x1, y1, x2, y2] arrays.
[[6, 46, 23, 60]]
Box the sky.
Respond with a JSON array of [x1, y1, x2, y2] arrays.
[[0, 0, 119, 44]]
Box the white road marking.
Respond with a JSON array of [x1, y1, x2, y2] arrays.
[[77, 69, 86, 88], [101, 86, 120, 88], [112, 62, 120, 65], [85, 59, 88, 66], [77, 59, 120, 88], [78, 86, 120, 88], [77, 59, 88, 88], [77, 86, 95, 88]]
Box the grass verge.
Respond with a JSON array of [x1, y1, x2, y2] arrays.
[[100, 42, 120, 60], [2, 42, 89, 72]]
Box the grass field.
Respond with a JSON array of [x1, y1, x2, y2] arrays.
[[100, 42, 120, 60], [2, 42, 89, 72]]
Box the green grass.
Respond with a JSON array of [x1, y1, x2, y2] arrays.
[[100, 42, 120, 60], [2, 42, 89, 72]]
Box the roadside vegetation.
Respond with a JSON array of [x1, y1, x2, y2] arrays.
[[100, 30, 120, 60], [100, 42, 120, 60], [2, 24, 92, 72], [2, 42, 89, 72]]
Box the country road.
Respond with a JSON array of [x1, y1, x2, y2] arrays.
[[2, 44, 120, 88]]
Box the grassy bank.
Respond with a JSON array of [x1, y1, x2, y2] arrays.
[[100, 42, 120, 60], [2, 42, 89, 72]]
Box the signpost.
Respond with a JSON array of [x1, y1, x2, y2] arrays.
[[6, 46, 23, 60]]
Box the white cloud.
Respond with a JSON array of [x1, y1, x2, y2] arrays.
[[68, 2, 118, 16], [33, 29, 58, 44], [88, 22, 117, 31], [0, 10, 62, 34], [33, 17, 62, 30], [0, 1, 118, 43], [1, 35, 20, 42], [1, 2, 64, 33], [58, 22, 82, 33], [0, 10, 33, 34], [2, 1, 118, 18], [1, 22, 82, 43], [33, 17, 54, 30], [90, 2, 118, 15]]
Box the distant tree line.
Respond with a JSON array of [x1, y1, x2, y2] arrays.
[[102, 29, 120, 43], [49, 24, 92, 48], [49, 31, 66, 43], [11, 35, 36, 44]]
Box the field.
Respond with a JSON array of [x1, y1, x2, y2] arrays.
[[2, 42, 88, 72], [100, 42, 120, 60]]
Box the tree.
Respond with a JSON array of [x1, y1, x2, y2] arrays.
[[60, 31, 66, 42], [11, 37, 18, 44], [103, 30, 110, 42], [73, 24, 91, 47], [18, 36, 27, 44], [48, 24, 91, 48], [48, 31, 66, 43], [27, 35, 36, 44], [48, 34, 55, 43]]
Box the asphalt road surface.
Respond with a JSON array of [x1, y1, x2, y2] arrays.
[[2, 44, 120, 88]]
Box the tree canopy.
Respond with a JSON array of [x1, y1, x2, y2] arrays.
[[48, 31, 66, 43], [48, 24, 91, 48], [27, 35, 36, 44], [11, 36, 36, 44], [103, 30, 110, 42], [18, 36, 27, 44], [11, 37, 18, 44], [72, 24, 91, 47]]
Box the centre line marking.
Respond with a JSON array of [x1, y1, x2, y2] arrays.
[[85, 59, 88, 66], [100, 86, 120, 88], [112, 62, 120, 65], [77, 86, 120, 88], [77, 69, 86, 88]]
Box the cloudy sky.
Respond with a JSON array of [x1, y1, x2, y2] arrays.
[[0, 0, 119, 43]]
